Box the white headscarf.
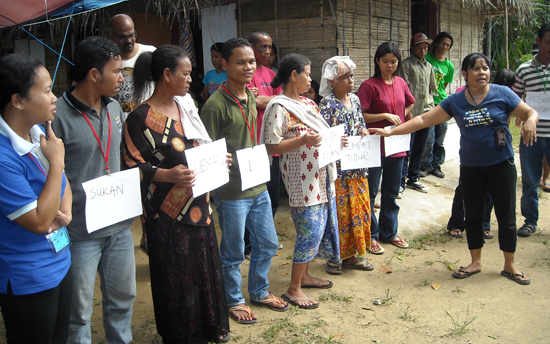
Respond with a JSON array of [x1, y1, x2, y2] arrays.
[[319, 56, 357, 97]]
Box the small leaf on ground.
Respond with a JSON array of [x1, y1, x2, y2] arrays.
[[381, 265, 392, 274], [333, 333, 344, 339], [280, 261, 290, 266], [431, 283, 441, 290]]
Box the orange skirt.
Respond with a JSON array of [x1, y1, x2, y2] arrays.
[[335, 177, 371, 260]]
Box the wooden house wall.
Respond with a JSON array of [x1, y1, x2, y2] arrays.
[[239, 0, 338, 83], [335, 0, 411, 90], [439, 0, 485, 92]]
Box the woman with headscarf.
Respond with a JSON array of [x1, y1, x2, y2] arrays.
[[319, 56, 373, 272], [262, 54, 344, 309], [124, 45, 231, 343]]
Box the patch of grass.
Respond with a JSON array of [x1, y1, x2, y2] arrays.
[[452, 286, 465, 293], [318, 290, 354, 302], [285, 254, 294, 260], [381, 288, 398, 305], [423, 260, 434, 265], [444, 307, 478, 337], [409, 229, 451, 249], [257, 315, 344, 344], [399, 306, 414, 321], [415, 279, 431, 289]]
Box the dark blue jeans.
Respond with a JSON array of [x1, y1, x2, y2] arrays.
[[402, 126, 431, 187], [519, 137, 550, 227], [421, 122, 448, 171], [368, 156, 404, 242], [461, 159, 517, 252]]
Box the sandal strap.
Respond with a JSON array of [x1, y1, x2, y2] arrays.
[[228, 305, 252, 316], [258, 294, 283, 305]]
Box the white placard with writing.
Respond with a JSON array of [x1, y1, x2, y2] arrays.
[[384, 125, 411, 157], [236, 144, 270, 191], [340, 135, 381, 170], [185, 138, 229, 197], [318, 124, 346, 168], [526, 92, 550, 120], [82, 168, 142, 233]]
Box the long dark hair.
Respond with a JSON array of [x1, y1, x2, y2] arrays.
[[373, 41, 401, 79], [0, 54, 44, 114], [271, 54, 311, 89], [133, 45, 188, 103]]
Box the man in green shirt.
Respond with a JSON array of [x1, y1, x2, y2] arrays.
[[201, 37, 288, 324], [422, 32, 455, 178]]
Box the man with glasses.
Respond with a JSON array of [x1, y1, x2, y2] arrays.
[[110, 14, 155, 255], [110, 14, 156, 119]]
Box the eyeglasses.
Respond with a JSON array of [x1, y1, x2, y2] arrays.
[[113, 31, 137, 41]]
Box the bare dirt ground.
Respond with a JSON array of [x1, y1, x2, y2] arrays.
[[101, 185, 549, 343], [1, 141, 549, 343]]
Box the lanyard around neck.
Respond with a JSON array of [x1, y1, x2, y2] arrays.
[[81, 111, 112, 174], [536, 66, 549, 92], [28, 153, 47, 176], [383, 78, 397, 115], [220, 85, 255, 144]]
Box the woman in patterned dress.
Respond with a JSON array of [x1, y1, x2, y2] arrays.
[[319, 56, 373, 272], [262, 54, 344, 309], [123, 45, 230, 343]]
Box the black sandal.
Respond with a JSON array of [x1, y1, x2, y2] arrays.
[[483, 230, 494, 239], [448, 229, 463, 238]]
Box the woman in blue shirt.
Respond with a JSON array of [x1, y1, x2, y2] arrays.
[[0, 54, 73, 343], [370, 53, 538, 285]]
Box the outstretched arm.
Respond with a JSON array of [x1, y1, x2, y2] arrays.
[[369, 106, 451, 137]]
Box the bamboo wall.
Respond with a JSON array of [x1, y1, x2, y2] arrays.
[[240, 0, 338, 83], [335, 0, 412, 90], [439, 0, 485, 92]]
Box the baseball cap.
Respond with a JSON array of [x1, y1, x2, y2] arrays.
[[413, 33, 433, 45]]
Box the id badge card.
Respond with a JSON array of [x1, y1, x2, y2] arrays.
[[46, 226, 70, 255]]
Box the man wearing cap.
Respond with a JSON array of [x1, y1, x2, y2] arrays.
[[398, 33, 436, 196], [422, 32, 455, 179]]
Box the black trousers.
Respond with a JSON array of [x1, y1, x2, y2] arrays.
[[0, 272, 72, 344], [461, 158, 517, 252]]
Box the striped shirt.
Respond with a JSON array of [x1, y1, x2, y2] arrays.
[[513, 56, 550, 137]]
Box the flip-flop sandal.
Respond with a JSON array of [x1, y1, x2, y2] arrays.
[[448, 229, 464, 238], [390, 237, 409, 248], [543, 183, 550, 193], [483, 230, 494, 239], [228, 305, 258, 324], [301, 279, 333, 289], [366, 241, 385, 255], [220, 333, 231, 343], [452, 267, 481, 279], [281, 293, 319, 309], [501, 270, 531, 285], [342, 257, 374, 271], [250, 294, 290, 312], [325, 260, 342, 275]]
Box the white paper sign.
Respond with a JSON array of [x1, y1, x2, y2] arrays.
[[384, 125, 410, 157], [82, 168, 142, 233], [340, 135, 381, 170], [185, 138, 229, 197], [526, 92, 550, 120], [236, 144, 270, 191], [318, 124, 346, 168]]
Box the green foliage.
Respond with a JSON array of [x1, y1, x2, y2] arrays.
[[486, 0, 550, 72]]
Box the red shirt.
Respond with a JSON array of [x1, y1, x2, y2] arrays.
[[357, 76, 415, 157], [248, 65, 283, 142]]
